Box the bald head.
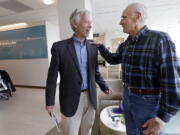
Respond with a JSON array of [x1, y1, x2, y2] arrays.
[[126, 3, 147, 24], [119, 2, 147, 37]]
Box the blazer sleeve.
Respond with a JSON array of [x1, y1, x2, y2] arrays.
[[46, 43, 59, 106]]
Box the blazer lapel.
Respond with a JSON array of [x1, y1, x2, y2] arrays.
[[67, 38, 82, 78]]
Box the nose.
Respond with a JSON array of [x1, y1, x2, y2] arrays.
[[119, 19, 123, 26], [89, 23, 92, 28]]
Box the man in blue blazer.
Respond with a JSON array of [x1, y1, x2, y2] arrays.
[[45, 9, 112, 135]]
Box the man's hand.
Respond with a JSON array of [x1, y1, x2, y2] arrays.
[[46, 105, 54, 113], [46, 105, 64, 123], [142, 117, 166, 135], [104, 89, 112, 95], [88, 39, 102, 46]]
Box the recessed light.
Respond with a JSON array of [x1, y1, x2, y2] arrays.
[[43, 0, 54, 5], [0, 23, 28, 31]]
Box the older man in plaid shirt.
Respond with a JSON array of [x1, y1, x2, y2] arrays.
[[92, 2, 180, 135]]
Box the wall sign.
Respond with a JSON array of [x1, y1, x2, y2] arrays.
[[0, 25, 48, 60]]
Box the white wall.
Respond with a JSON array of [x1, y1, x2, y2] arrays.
[[0, 59, 49, 86], [45, 16, 61, 83], [45, 16, 60, 61], [0, 9, 60, 87], [167, 25, 180, 57], [104, 30, 127, 47]]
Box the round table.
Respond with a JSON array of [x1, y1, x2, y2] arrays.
[[100, 105, 126, 135]]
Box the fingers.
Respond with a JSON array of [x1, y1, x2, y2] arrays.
[[142, 118, 162, 135], [104, 89, 113, 95], [143, 128, 151, 135], [108, 89, 112, 94], [59, 112, 65, 122], [88, 39, 102, 45], [88, 39, 94, 43], [142, 120, 151, 135], [46, 105, 54, 113], [142, 119, 149, 128]]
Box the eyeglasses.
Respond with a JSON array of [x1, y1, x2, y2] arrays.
[[49, 112, 60, 132]]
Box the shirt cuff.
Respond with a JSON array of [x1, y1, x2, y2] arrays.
[[156, 116, 166, 125], [157, 110, 172, 122], [97, 44, 104, 49]]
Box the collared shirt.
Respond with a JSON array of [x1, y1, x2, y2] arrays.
[[73, 36, 88, 90], [98, 26, 180, 122]]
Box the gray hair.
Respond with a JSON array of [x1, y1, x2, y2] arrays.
[[127, 3, 147, 24], [69, 9, 90, 31]]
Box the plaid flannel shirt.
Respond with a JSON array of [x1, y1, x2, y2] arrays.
[[98, 26, 180, 122]]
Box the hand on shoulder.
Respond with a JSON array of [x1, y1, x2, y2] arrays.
[[88, 39, 103, 46]]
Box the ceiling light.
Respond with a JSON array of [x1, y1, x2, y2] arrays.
[[43, 0, 54, 5], [0, 23, 28, 32]]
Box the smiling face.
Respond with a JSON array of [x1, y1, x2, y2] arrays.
[[119, 7, 138, 36], [74, 14, 92, 39]]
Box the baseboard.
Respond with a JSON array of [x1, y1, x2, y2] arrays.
[[15, 85, 46, 89]]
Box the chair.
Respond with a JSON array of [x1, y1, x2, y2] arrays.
[[92, 79, 123, 135], [107, 65, 121, 79]]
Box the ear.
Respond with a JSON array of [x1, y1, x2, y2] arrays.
[[136, 12, 141, 20], [73, 24, 77, 28]]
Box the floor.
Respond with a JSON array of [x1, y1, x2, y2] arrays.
[[0, 87, 180, 135], [0, 87, 60, 135], [164, 111, 180, 135]]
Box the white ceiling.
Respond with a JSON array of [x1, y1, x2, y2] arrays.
[[0, 0, 180, 33], [92, 0, 180, 33]]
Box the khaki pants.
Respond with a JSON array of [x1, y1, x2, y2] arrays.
[[59, 91, 96, 135]]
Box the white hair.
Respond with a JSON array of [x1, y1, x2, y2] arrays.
[[69, 9, 90, 31], [127, 3, 147, 24]]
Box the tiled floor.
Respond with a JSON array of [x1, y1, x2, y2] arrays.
[[0, 87, 59, 135], [0, 87, 179, 135]]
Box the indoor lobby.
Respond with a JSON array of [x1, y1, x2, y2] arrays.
[[0, 0, 180, 135]]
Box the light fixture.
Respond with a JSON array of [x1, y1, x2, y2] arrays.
[[0, 22, 28, 32], [43, 0, 54, 5]]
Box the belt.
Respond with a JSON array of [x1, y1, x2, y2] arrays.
[[129, 88, 161, 95], [81, 89, 88, 92]]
